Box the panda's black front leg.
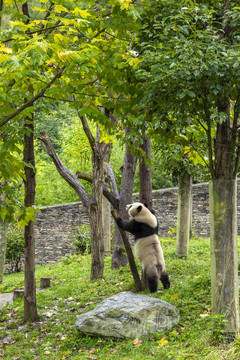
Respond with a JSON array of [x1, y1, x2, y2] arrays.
[[116, 217, 136, 235]]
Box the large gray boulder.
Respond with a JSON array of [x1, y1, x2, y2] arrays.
[[75, 291, 179, 338]]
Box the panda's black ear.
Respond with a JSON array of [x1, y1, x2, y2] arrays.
[[137, 205, 142, 212], [144, 203, 148, 208]]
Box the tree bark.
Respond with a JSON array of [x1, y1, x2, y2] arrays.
[[102, 194, 111, 255], [208, 94, 240, 337], [111, 209, 143, 291], [139, 137, 152, 209], [0, 218, 7, 284], [209, 179, 239, 336], [89, 146, 105, 280], [111, 128, 137, 269], [23, 115, 38, 322], [176, 170, 192, 257], [0, 187, 7, 283]]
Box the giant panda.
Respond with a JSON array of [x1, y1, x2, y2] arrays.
[[116, 202, 170, 293]]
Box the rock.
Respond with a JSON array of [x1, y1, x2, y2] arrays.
[[75, 291, 179, 338]]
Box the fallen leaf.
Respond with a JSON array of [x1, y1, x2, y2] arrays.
[[157, 337, 168, 347], [200, 313, 209, 318], [133, 338, 142, 347]]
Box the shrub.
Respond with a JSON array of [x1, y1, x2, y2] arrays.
[[70, 224, 91, 255], [6, 225, 25, 273]]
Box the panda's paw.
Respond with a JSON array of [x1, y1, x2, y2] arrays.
[[161, 272, 170, 289], [116, 217, 122, 226]]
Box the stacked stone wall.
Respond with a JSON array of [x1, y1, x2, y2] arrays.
[[34, 182, 223, 265]]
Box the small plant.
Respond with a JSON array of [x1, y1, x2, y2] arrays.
[[209, 314, 228, 345], [6, 225, 25, 273], [168, 225, 176, 237], [69, 224, 91, 255]]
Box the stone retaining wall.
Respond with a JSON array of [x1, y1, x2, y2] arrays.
[[34, 182, 228, 265]]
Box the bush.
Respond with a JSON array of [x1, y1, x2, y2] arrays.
[[6, 225, 25, 273], [70, 224, 91, 255]]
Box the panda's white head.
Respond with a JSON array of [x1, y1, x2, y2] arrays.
[[126, 202, 157, 228]]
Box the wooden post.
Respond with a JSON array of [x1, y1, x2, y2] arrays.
[[40, 277, 51, 289], [13, 289, 24, 301]]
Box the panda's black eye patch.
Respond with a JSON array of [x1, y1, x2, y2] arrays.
[[137, 205, 142, 212]]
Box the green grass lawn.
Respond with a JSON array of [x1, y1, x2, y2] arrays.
[[0, 237, 240, 359]]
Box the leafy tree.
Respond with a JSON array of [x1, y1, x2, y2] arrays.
[[5, 224, 24, 273], [131, 0, 240, 336]]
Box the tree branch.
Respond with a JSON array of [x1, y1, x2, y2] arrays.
[[203, 97, 215, 177], [39, 131, 91, 208], [106, 163, 120, 199], [76, 170, 119, 210], [0, 67, 65, 128], [111, 209, 143, 292], [77, 113, 96, 152]]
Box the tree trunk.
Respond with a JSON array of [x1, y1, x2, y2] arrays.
[[111, 128, 137, 269], [102, 160, 111, 255], [23, 115, 38, 322], [0, 187, 7, 283], [111, 209, 143, 291], [40, 129, 107, 280], [209, 179, 239, 337], [209, 96, 239, 338], [0, 218, 7, 284], [89, 148, 105, 280], [176, 170, 192, 257], [102, 194, 111, 255], [139, 137, 152, 209]]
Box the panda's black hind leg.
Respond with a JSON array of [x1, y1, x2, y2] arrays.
[[160, 271, 170, 289], [141, 268, 148, 289], [148, 276, 159, 293]]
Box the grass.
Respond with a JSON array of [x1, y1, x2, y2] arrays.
[[0, 236, 240, 359]]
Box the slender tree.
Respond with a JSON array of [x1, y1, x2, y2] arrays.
[[0, 185, 7, 283], [176, 170, 192, 257], [111, 128, 137, 268], [139, 137, 152, 209], [23, 113, 38, 322], [131, 0, 240, 337], [40, 114, 110, 280]]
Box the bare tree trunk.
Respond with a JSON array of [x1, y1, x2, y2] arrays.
[[40, 115, 108, 281], [139, 137, 152, 209], [0, 218, 7, 284], [208, 95, 239, 337], [112, 209, 143, 291], [102, 194, 111, 255], [111, 128, 137, 269], [23, 115, 38, 322], [209, 179, 239, 337], [176, 170, 192, 257], [0, 187, 7, 283], [89, 147, 105, 280], [102, 157, 111, 255]]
